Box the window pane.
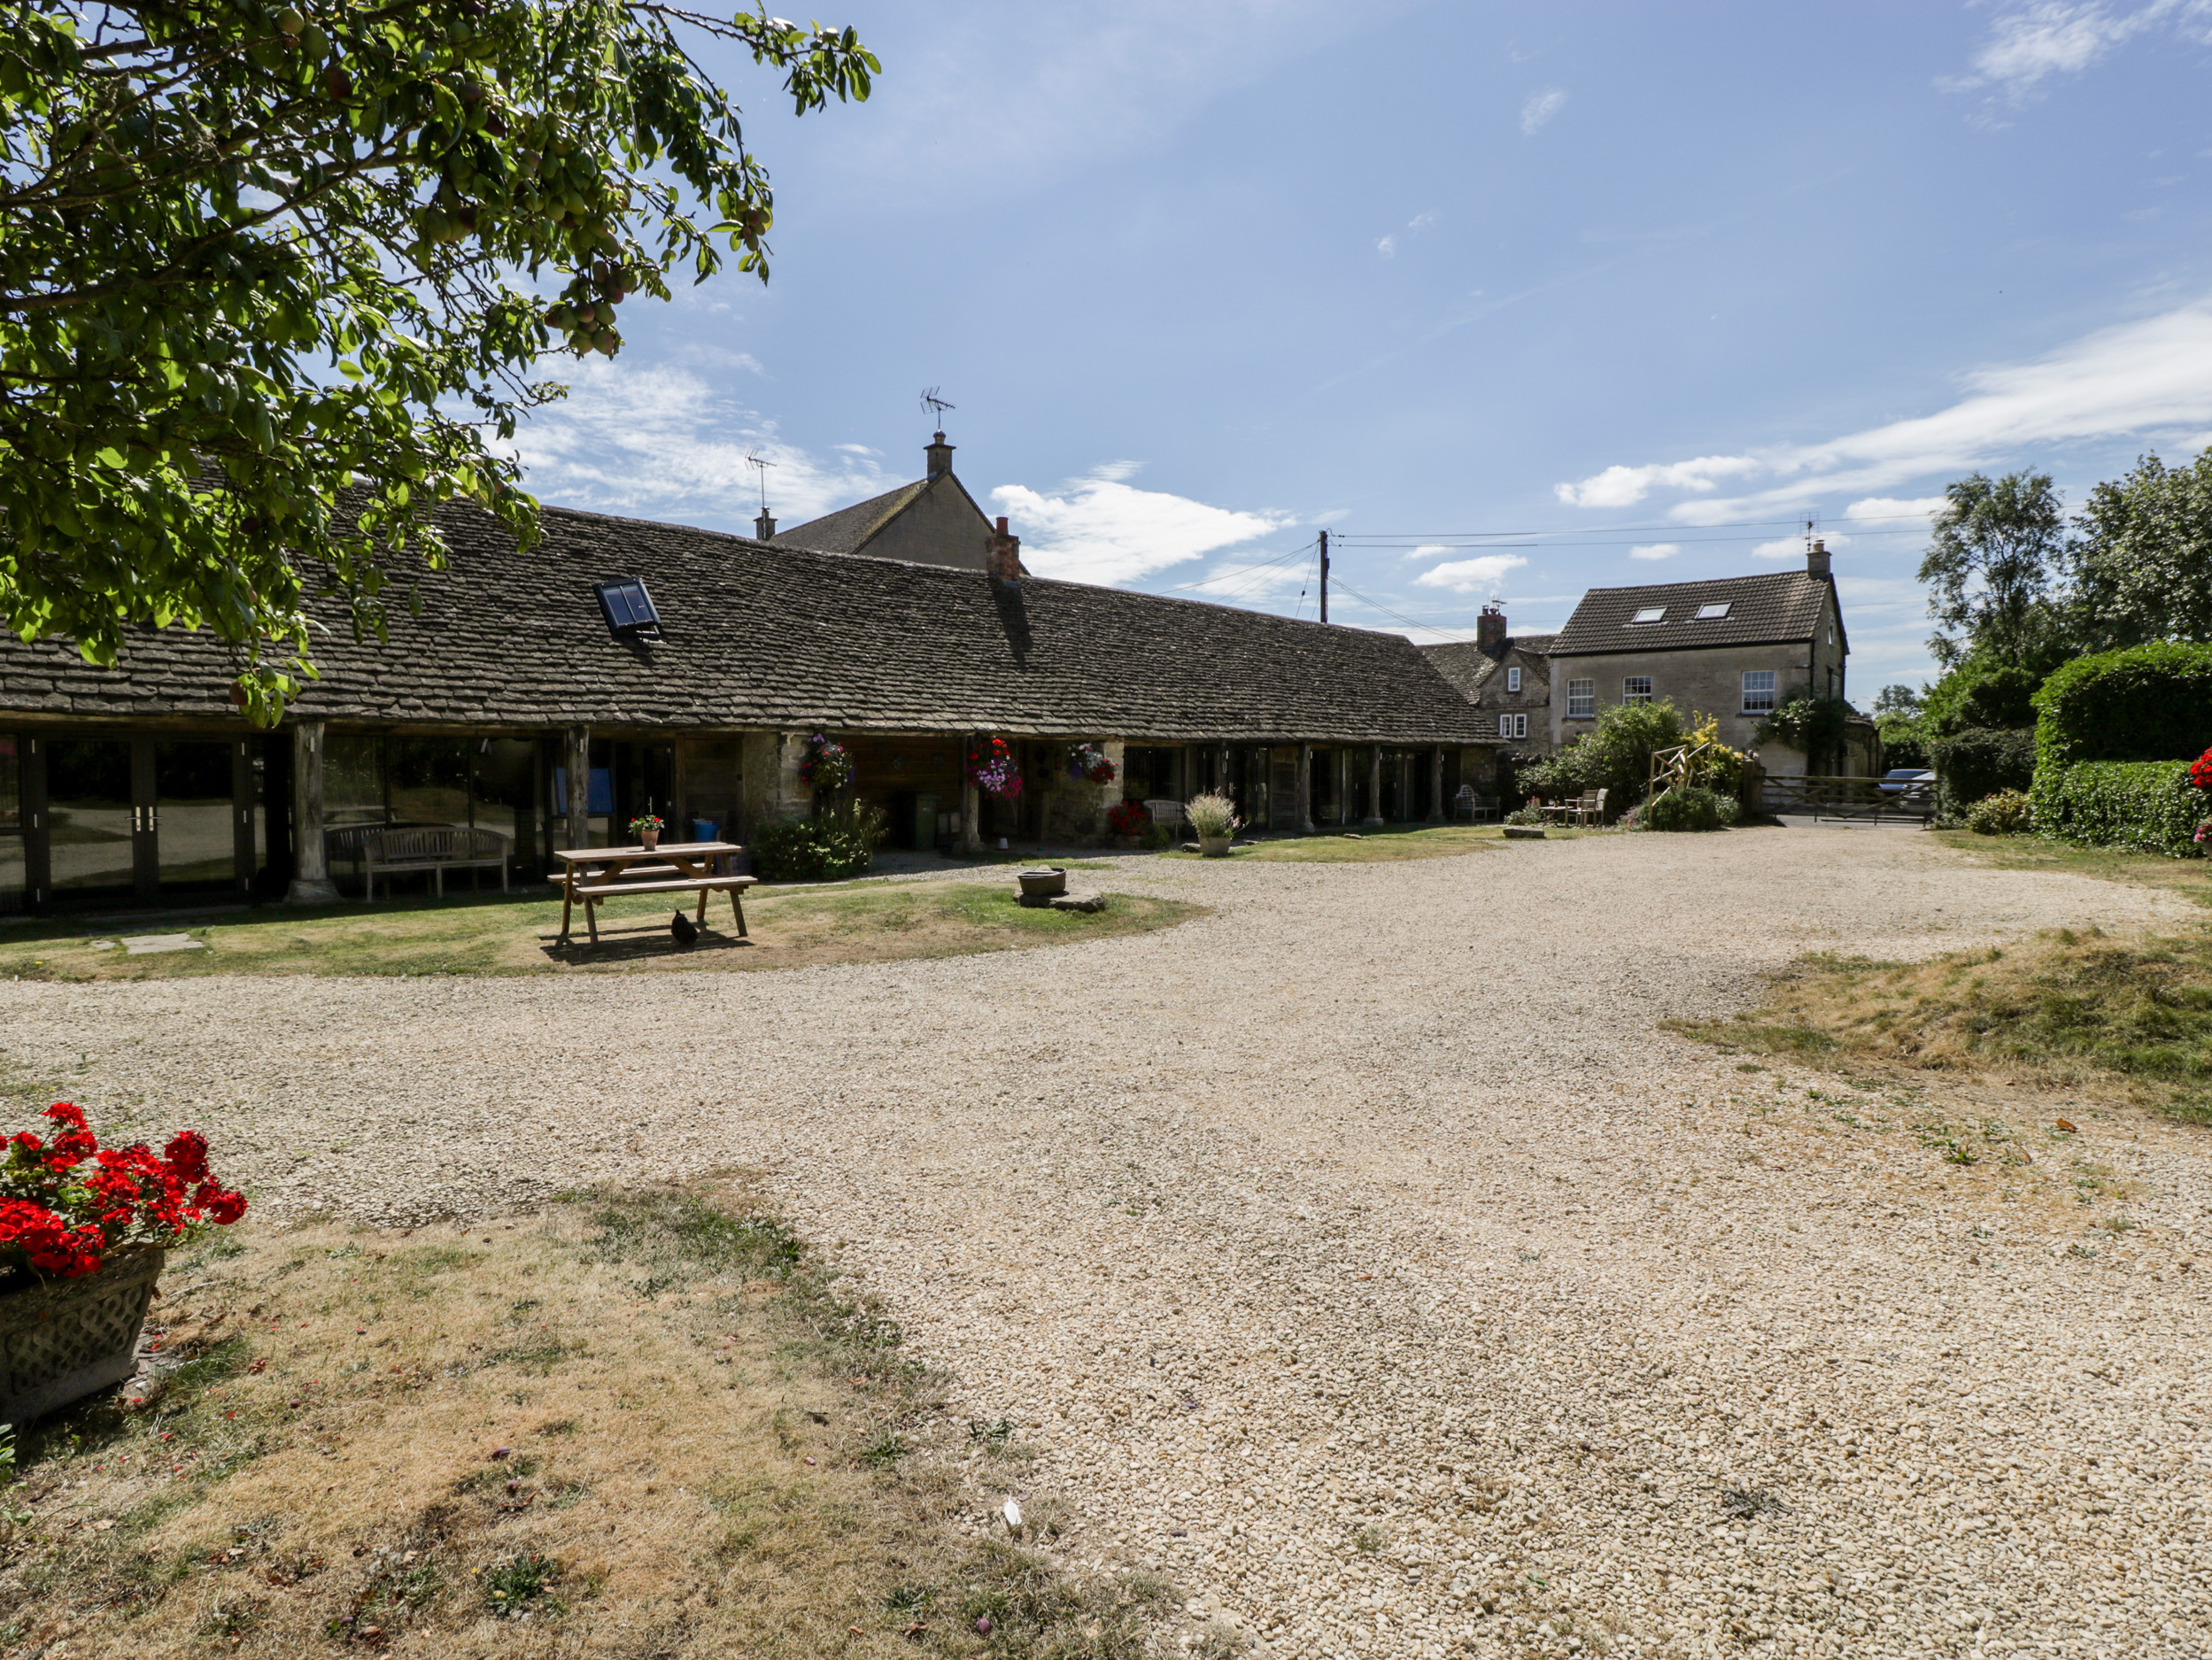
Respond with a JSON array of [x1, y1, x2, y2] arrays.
[[1566, 678, 1595, 718], [1623, 676, 1653, 705], [391, 738, 470, 830]]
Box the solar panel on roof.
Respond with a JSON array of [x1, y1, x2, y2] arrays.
[[593, 577, 661, 636]]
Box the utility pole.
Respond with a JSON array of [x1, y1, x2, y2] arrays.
[[1318, 529, 1330, 624]]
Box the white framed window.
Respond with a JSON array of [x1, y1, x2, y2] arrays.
[[1566, 678, 1595, 719], [1622, 676, 1653, 705], [1742, 669, 1776, 714], [1630, 606, 1666, 625], [1500, 713, 1528, 740], [1506, 667, 1521, 693]]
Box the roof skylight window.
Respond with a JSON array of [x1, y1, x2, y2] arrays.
[[1629, 606, 1666, 624], [1696, 601, 1731, 620], [594, 577, 661, 637]]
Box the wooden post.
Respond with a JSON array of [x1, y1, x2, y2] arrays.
[[564, 726, 591, 853], [1296, 743, 1314, 833], [1427, 745, 1445, 823], [1365, 745, 1384, 825], [284, 720, 339, 905], [959, 780, 982, 853]]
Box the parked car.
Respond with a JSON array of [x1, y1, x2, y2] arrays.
[[1878, 768, 1935, 794]]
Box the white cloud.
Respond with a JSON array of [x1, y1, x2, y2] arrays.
[[989, 467, 1290, 586], [1408, 211, 1439, 234], [1412, 553, 1529, 594], [1377, 235, 1398, 259], [1751, 537, 1805, 560], [500, 359, 893, 526], [1553, 454, 1759, 508], [1628, 543, 1681, 560], [1555, 297, 2212, 520], [1952, 1, 2206, 98], [1520, 87, 1567, 135], [1399, 544, 1457, 561], [1845, 496, 1947, 521]]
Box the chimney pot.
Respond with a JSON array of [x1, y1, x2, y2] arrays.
[[754, 508, 777, 540], [926, 431, 955, 479], [1476, 606, 1507, 652], [1807, 537, 1831, 578]]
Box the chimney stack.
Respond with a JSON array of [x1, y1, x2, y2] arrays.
[[1476, 605, 1507, 652], [1807, 537, 1831, 578], [754, 507, 777, 540], [925, 430, 955, 479], [987, 515, 1024, 583]]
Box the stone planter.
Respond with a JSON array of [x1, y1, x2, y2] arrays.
[[0, 1248, 164, 1427], [1199, 836, 1234, 858], [1017, 867, 1068, 902]]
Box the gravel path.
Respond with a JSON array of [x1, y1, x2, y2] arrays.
[[5, 826, 2210, 1659]]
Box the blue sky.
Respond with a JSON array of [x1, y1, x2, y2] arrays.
[[506, 1, 2212, 698]]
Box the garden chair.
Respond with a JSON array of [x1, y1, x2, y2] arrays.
[[1576, 788, 1608, 826], [1144, 799, 1186, 834]]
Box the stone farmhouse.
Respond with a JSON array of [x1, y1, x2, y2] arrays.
[[1543, 541, 1855, 773], [1419, 606, 1558, 758], [0, 437, 1495, 915]]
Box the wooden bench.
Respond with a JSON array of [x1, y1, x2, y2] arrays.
[[553, 841, 754, 945], [363, 826, 510, 901]]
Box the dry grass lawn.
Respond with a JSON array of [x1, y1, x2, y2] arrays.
[[0, 884, 1203, 983], [0, 1186, 1174, 1659], [1665, 924, 2212, 1125]]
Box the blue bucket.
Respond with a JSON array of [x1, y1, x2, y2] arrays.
[[692, 819, 718, 844]]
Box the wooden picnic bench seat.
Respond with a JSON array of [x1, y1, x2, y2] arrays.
[[553, 840, 754, 944], [363, 826, 510, 901]]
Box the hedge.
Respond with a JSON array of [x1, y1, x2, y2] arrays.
[[2030, 761, 2201, 858], [2033, 641, 2212, 769], [748, 800, 885, 882], [1926, 726, 2035, 816], [1641, 784, 1736, 832]]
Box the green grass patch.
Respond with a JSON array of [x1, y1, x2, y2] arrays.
[[1667, 929, 2212, 1124], [0, 882, 1203, 981]]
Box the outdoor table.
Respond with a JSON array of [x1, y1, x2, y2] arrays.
[[552, 841, 753, 945]]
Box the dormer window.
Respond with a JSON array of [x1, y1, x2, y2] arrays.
[[1696, 602, 1730, 620], [1630, 606, 1666, 624], [594, 577, 661, 637]]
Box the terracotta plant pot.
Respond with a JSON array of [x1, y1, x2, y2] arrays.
[[638, 829, 660, 850], [0, 1248, 164, 1427], [1199, 836, 1233, 858]]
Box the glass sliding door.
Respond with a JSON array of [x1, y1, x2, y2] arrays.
[[46, 738, 142, 901], [153, 740, 240, 896]]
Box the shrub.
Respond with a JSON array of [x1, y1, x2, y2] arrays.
[[1876, 711, 1928, 769], [1927, 726, 2035, 815], [1137, 822, 1172, 851], [1183, 791, 1241, 839], [1640, 785, 1736, 832], [1106, 799, 1149, 837], [1520, 699, 1686, 813], [1752, 691, 1850, 766], [2032, 641, 2212, 769], [748, 798, 886, 882], [1502, 806, 1544, 826], [1964, 788, 2034, 836], [2030, 761, 2201, 857], [1923, 656, 2040, 738]]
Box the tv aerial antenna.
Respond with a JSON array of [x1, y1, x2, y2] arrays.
[[746, 449, 777, 513], [920, 385, 955, 429]]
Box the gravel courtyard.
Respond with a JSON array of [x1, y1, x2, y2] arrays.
[[4, 827, 2208, 1659]]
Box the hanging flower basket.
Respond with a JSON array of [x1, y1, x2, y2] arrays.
[[1065, 743, 1117, 785], [966, 736, 1023, 799], [799, 732, 854, 794], [0, 1104, 247, 1425]]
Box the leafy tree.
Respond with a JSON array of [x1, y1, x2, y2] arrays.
[[1871, 683, 1922, 716], [1874, 711, 1926, 769], [1918, 471, 2069, 670], [1920, 652, 2038, 738], [1520, 699, 1686, 813], [2069, 448, 2212, 651], [1, 1, 876, 722]]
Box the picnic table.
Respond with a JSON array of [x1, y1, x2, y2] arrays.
[[552, 841, 755, 946]]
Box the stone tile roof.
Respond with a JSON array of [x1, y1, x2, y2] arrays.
[[771, 478, 929, 555], [1419, 635, 1557, 699], [1549, 572, 1835, 657], [0, 501, 1496, 746]]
